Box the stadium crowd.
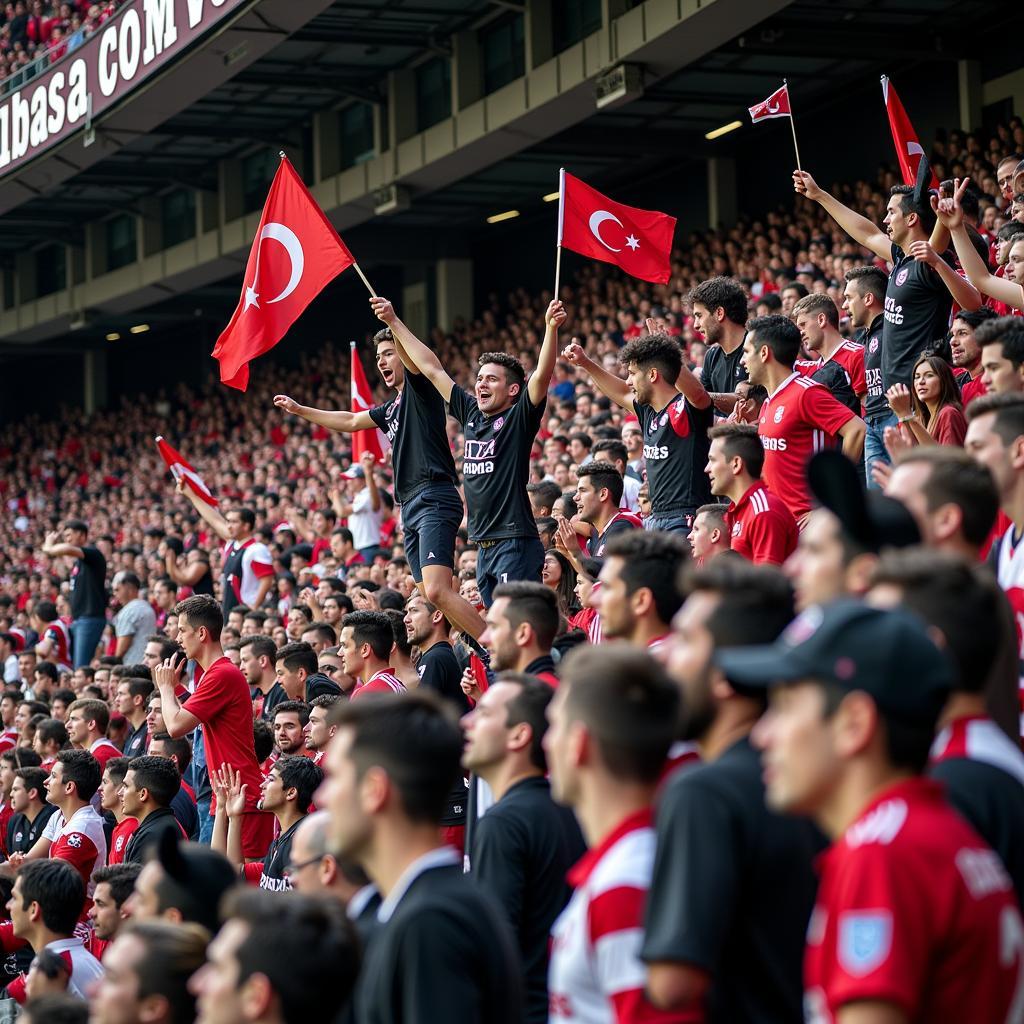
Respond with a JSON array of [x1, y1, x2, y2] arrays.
[[0, 0, 120, 89], [0, 117, 1022, 1023]]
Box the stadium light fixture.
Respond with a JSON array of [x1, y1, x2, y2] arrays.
[[129, 324, 150, 334], [705, 120, 743, 141], [486, 209, 520, 224], [106, 332, 120, 341], [542, 192, 560, 203]]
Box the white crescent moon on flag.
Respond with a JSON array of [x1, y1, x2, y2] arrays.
[[589, 210, 624, 252], [260, 222, 305, 304]]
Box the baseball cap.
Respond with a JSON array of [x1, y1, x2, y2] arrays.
[[342, 465, 365, 480], [807, 450, 920, 552], [714, 600, 953, 720]]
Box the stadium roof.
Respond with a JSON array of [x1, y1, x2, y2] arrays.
[[0, 0, 1015, 348]]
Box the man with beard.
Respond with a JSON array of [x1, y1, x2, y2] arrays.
[[642, 559, 822, 1023], [317, 692, 523, 1023], [270, 701, 310, 767], [404, 593, 467, 713], [689, 277, 750, 416], [951, 306, 999, 406]]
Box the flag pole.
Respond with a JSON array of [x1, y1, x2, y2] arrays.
[[784, 80, 803, 172], [553, 168, 565, 298], [352, 262, 377, 297]]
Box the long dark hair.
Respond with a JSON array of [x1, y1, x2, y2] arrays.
[[543, 549, 579, 618], [910, 353, 962, 430]]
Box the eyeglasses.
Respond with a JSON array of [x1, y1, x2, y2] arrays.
[[283, 853, 325, 879]]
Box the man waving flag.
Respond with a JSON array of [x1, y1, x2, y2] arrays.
[[350, 342, 389, 465], [558, 170, 676, 284], [155, 436, 217, 507]]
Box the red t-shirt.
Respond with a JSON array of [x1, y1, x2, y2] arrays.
[[725, 482, 799, 566], [804, 777, 1020, 1022], [183, 657, 264, 810], [928, 404, 967, 447], [350, 669, 406, 700], [107, 817, 138, 865], [758, 373, 856, 519], [89, 739, 124, 770], [798, 342, 866, 400], [960, 372, 987, 408]]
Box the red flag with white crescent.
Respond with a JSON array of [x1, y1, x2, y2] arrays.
[[155, 436, 218, 507], [558, 170, 676, 285], [350, 343, 389, 465], [748, 84, 791, 123], [881, 76, 939, 189], [212, 156, 355, 391]]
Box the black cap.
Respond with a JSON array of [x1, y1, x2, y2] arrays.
[[807, 450, 920, 552], [715, 600, 953, 719]]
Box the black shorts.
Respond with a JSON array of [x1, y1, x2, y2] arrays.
[[475, 535, 545, 607], [402, 484, 463, 582]]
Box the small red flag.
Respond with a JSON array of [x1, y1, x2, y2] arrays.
[[748, 84, 791, 123], [558, 170, 676, 285], [881, 76, 939, 190], [212, 156, 355, 391], [350, 342, 389, 465], [155, 436, 217, 507]]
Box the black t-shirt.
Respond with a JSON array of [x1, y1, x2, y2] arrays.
[[259, 818, 300, 892], [304, 673, 342, 702], [354, 862, 524, 1024], [123, 722, 148, 760], [634, 394, 713, 513], [701, 342, 748, 407], [447, 387, 544, 541], [860, 314, 887, 420], [69, 546, 107, 619], [929, 757, 1024, 910], [6, 804, 58, 856], [417, 642, 470, 714], [810, 360, 860, 415], [882, 243, 953, 393], [368, 373, 458, 505], [641, 737, 823, 1024], [470, 776, 586, 1024], [587, 512, 638, 558], [124, 807, 181, 865]]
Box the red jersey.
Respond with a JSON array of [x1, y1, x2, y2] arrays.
[[350, 669, 406, 700], [960, 372, 987, 408], [89, 739, 124, 769], [725, 482, 798, 566], [107, 817, 138, 865], [797, 342, 866, 400], [41, 620, 72, 672], [0, 802, 12, 857], [805, 778, 1020, 1023], [994, 520, 1024, 730], [758, 373, 856, 520], [0, 730, 17, 755], [183, 657, 264, 811]]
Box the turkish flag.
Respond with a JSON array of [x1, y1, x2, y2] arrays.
[[212, 156, 355, 391], [155, 436, 217, 507], [881, 76, 939, 189], [559, 171, 676, 284], [350, 342, 389, 464], [749, 84, 791, 123]]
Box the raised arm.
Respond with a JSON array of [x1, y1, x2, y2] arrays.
[[175, 479, 231, 543], [370, 296, 456, 402], [164, 549, 206, 588], [643, 317, 712, 411], [907, 240, 982, 312], [528, 300, 568, 406], [794, 170, 891, 262], [272, 395, 376, 435], [40, 532, 83, 560], [561, 340, 633, 412], [154, 656, 200, 738], [361, 451, 382, 513], [936, 180, 1024, 308]]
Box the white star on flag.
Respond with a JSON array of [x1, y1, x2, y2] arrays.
[[625, 234, 640, 251]]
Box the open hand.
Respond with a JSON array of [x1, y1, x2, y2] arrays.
[[154, 654, 185, 690]]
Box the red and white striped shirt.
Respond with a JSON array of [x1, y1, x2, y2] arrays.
[[548, 808, 701, 1024], [44, 804, 108, 898], [351, 669, 406, 700]]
